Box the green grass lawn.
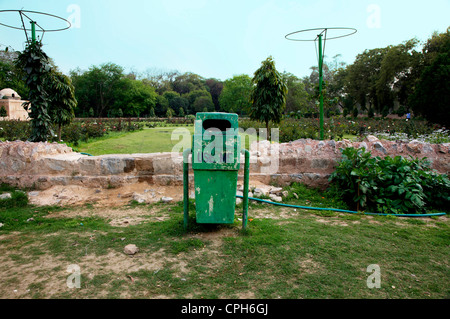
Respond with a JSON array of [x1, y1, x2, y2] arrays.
[[73, 126, 258, 156], [0, 183, 448, 299]]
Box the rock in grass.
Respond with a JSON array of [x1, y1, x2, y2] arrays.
[[124, 244, 139, 255], [0, 193, 12, 200], [161, 197, 173, 203]]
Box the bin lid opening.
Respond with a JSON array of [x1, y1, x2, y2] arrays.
[[202, 119, 232, 133]]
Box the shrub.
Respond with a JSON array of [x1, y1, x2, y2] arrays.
[[329, 147, 450, 214]]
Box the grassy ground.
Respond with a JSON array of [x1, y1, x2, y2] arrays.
[[72, 126, 259, 156], [0, 183, 448, 299]]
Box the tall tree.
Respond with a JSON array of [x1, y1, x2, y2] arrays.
[[376, 39, 422, 110], [250, 56, 287, 137], [410, 28, 450, 126], [345, 47, 389, 113], [47, 70, 77, 141]]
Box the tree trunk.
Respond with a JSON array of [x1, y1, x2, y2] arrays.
[[58, 124, 62, 142]]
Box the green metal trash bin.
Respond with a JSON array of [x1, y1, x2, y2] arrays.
[[192, 113, 241, 224]]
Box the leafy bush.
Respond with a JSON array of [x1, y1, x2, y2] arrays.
[[0, 120, 31, 141], [329, 147, 450, 214]]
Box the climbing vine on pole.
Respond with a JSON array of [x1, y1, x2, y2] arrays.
[[15, 41, 54, 142]]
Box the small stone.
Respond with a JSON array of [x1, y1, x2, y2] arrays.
[[281, 191, 289, 198], [124, 244, 139, 255], [0, 193, 12, 200], [373, 142, 387, 154], [270, 187, 283, 194], [269, 194, 282, 202], [293, 193, 299, 199], [161, 197, 173, 203], [365, 135, 379, 142], [0, 223, 4, 228]]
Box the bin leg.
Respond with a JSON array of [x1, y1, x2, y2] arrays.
[[242, 149, 250, 230], [183, 148, 191, 231]]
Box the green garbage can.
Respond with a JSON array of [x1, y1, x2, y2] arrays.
[[183, 113, 250, 230], [192, 113, 241, 224]]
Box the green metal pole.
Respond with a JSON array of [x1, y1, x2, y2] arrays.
[[318, 33, 324, 140], [242, 149, 250, 230], [30, 21, 36, 44], [183, 148, 191, 231]]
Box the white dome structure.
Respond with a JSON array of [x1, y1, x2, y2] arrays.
[[0, 88, 21, 100], [0, 88, 29, 121]]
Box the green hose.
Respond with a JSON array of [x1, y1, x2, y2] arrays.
[[236, 195, 447, 218], [80, 152, 94, 156]]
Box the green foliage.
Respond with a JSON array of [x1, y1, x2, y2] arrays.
[[0, 105, 6, 117], [219, 74, 252, 115], [330, 147, 450, 214], [14, 41, 54, 142], [47, 70, 77, 141], [410, 28, 450, 127], [70, 63, 125, 117], [0, 48, 29, 99], [250, 56, 287, 134]]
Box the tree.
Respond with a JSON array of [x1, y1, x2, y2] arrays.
[[114, 78, 157, 117], [219, 74, 252, 115], [345, 47, 389, 113], [0, 47, 29, 99], [193, 95, 214, 113], [281, 72, 310, 115], [70, 63, 124, 117], [170, 96, 189, 116], [15, 41, 54, 142], [410, 29, 450, 126], [205, 78, 223, 111], [186, 89, 213, 114], [376, 39, 422, 110], [172, 72, 205, 95], [250, 56, 287, 137], [155, 94, 169, 117], [47, 70, 77, 141]]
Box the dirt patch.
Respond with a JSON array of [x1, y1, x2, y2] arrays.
[[316, 218, 351, 227], [297, 253, 323, 275], [43, 206, 170, 226], [28, 183, 184, 207]]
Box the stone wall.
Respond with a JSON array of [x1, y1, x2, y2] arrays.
[[0, 138, 449, 191]]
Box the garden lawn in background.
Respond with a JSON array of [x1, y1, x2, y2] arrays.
[[74, 126, 257, 156], [74, 127, 194, 156]]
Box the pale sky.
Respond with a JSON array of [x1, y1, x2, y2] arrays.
[[1, 0, 449, 80]]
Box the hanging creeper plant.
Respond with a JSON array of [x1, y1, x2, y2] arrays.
[[15, 41, 54, 142]]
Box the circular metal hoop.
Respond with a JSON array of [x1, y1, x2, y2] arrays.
[[285, 27, 357, 42], [0, 9, 71, 32]]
